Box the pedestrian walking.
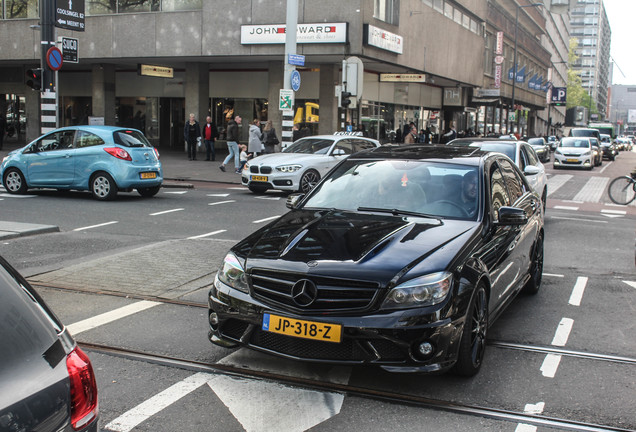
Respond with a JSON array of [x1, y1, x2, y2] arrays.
[[220, 115, 241, 172], [202, 116, 219, 161], [441, 121, 457, 144], [262, 120, 279, 154], [236, 144, 250, 173], [183, 113, 201, 160], [0, 111, 6, 150], [248, 119, 263, 156]]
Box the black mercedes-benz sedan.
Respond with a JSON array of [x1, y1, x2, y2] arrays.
[[208, 145, 544, 376]]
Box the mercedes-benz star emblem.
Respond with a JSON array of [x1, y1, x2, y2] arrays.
[[291, 279, 318, 307]]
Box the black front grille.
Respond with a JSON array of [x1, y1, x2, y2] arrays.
[[260, 166, 272, 174], [249, 166, 273, 174], [250, 328, 368, 361], [250, 165, 259, 173], [220, 319, 250, 340], [250, 269, 380, 313]]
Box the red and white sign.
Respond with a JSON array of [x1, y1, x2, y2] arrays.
[[365, 24, 403, 54], [496, 31, 504, 55], [494, 64, 502, 89], [241, 23, 347, 44]]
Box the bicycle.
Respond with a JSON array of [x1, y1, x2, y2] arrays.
[[608, 173, 636, 205]]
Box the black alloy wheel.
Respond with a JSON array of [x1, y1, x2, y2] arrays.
[[299, 169, 320, 193], [523, 232, 544, 295], [453, 285, 488, 377]]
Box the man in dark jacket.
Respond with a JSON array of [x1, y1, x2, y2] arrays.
[[183, 113, 201, 160], [202, 116, 219, 161], [220, 115, 241, 172]]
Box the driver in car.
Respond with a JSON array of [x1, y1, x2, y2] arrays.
[[458, 170, 478, 218]]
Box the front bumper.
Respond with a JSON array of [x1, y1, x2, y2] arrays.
[[242, 171, 301, 191], [208, 276, 465, 373], [553, 154, 592, 168]]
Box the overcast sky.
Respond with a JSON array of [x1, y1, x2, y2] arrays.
[[602, 0, 634, 85]]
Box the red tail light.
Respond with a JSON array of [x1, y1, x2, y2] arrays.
[[104, 147, 132, 161], [66, 347, 99, 430], [154, 147, 160, 160]]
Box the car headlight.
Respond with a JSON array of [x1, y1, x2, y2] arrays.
[[217, 253, 249, 293], [582, 151, 591, 156], [276, 164, 302, 173], [381, 272, 452, 309]]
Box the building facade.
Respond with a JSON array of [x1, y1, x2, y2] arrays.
[[570, 0, 611, 118]]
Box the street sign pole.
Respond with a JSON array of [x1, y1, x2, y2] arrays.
[[39, 0, 58, 133], [281, 0, 298, 149]]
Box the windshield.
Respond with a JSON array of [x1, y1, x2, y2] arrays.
[[527, 138, 544, 146], [469, 143, 516, 160], [283, 138, 334, 154], [113, 130, 151, 147], [560, 138, 589, 148], [571, 129, 599, 138], [303, 159, 480, 221]]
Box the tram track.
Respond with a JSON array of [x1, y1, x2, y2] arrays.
[[80, 341, 633, 432]]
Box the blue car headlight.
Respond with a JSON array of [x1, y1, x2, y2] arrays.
[[276, 164, 302, 173], [382, 272, 452, 309], [217, 253, 249, 293]]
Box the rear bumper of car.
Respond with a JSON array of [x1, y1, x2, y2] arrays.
[[108, 163, 163, 189], [208, 276, 464, 373]]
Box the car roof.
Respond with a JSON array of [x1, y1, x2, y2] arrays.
[[45, 125, 142, 136], [448, 138, 522, 146], [296, 134, 379, 142], [351, 144, 489, 166]]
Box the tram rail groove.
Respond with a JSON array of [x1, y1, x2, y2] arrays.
[[80, 341, 634, 432], [37, 282, 636, 366]]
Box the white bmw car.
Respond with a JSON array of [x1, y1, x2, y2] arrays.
[[242, 134, 380, 193]]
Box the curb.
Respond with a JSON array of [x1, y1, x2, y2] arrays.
[[0, 223, 60, 240]]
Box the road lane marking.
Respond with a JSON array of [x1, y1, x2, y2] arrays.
[[551, 318, 574, 347], [253, 215, 280, 224], [229, 187, 246, 190], [524, 402, 545, 414], [149, 208, 184, 216], [553, 205, 579, 211], [550, 216, 608, 224], [623, 281, 636, 289], [543, 273, 564, 277], [546, 174, 572, 197], [0, 193, 36, 198], [73, 221, 119, 231], [601, 209, 626, 215], [540, 353, 562, 378], [105, 372, 211, 432], [255, 196, 281, 200], [569, 276, 588, 306], [573, 177, 609, 203], [207, 193, 230, 197], [208, 200, 235, 206], [515, 424, 536, 432], [598, 161, 612, 174], [163, 191, 188, 194], [187, 229, 226, 239], [67, 300, 160, 335]]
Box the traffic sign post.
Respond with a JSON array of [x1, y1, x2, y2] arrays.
[[279, 89, 294, 110], [55, 0, 86, 31]]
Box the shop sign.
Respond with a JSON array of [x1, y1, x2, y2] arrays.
[[138, 64, 174, 78], [494, 65, 502, 89], [60, 37, 78, 63], [379, 74, 425, 82], [495, 31, 504, 55], [364, 24, 403, 54], [476, 89, 501, 97], [241, 23, 347, 44], [443, 88, 464, 106]]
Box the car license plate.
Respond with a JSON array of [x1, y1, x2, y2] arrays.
[[140, 172, 157, 179], [566, 158, 579, 163], [262, 313, 342, 343], [251, 175, 268, 182]]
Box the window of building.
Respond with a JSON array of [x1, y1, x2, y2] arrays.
[[2, 0, 38, 18], [421, 0, 432, 6], [432, 0, 443, 13], [484, 32, 493, 76], [444, 2, 453, 19], [374, 0, 399, 25], [86, 0, 201, 15]]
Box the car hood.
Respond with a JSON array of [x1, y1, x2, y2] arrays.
[[233, 209, 478, 285], [558, 147, 589, 155], [249, 152, 333, 167]]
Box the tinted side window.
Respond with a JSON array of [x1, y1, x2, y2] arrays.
[[353, 139, 378, 153], [490, 165, 510, 221], [498, 159, 526, 202], [33, 130, 75, 152], [522, 144, 538, 166], [76, 131, 105, 148], [333, 140, 354, 155]]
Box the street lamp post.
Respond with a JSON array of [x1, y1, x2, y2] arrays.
[[508, 3, 543, 135]]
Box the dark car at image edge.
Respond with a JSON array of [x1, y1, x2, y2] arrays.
[[208, 145, 544, 376], [0, 256, 99, 431]]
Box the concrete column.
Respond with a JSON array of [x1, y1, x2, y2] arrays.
[[91, 64, 116, 125], [318, 64, 339, 135], [24, 91, 39, 142], [267, 61, 283, 141], [185, 62, 209, 124]]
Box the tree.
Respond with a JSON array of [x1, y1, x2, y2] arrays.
[[566, 38, 597, 113]]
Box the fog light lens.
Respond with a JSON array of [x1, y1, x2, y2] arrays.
[[209, 312, 219, 326], [417, 342, 433, 357]]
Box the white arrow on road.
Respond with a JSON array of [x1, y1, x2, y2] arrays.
[[623, 281, 636, 289]]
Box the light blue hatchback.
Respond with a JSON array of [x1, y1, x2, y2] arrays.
[[1, 125, 163, 200]]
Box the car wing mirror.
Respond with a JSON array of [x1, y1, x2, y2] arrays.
[[523, 165, 540, 176], [286, 193, 305, 209], [496, 206, 528, 226]]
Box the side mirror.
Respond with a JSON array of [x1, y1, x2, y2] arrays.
[[286, 193, 304, 209], [524, 165, 540, 176], [497, 206, 528, 226]]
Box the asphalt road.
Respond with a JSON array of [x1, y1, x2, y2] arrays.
[[1, 150, 635, 432]]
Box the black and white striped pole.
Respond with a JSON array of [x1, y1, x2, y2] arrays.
[[281, 0, 298, 149], [40, 0, 59, 133]]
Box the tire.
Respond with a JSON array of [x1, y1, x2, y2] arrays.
[[608, 176, 636, 205], [91, 172, 118, 201], [453, 284, 488, 377], [248, 184, 268, 194], [137, 185, 161, 197], [523, 232, 543, 295], [3, 168, 28, 194], [299, 169, 320, 193], [541, 190, 547, 212]]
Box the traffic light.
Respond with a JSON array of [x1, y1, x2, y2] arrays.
[[26, 68, 42, 91], [340, 91, 352, 108]]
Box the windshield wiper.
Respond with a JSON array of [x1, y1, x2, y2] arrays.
[[357, 207, 443, 222]]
